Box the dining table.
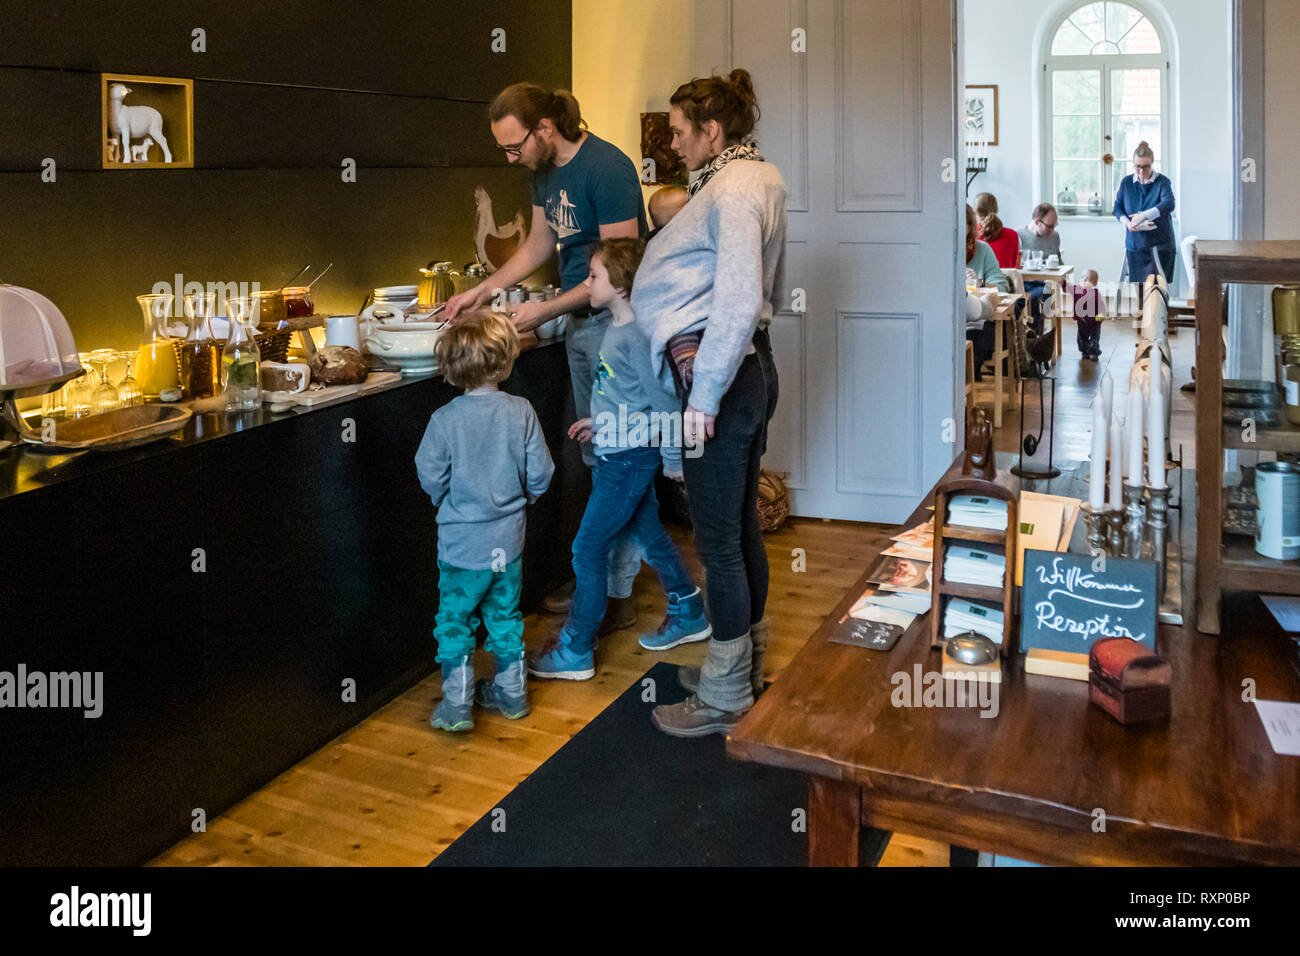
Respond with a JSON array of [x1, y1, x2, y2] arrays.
[[1018, 264, 1075, 361]]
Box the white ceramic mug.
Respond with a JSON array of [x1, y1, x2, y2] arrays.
[[326, 314, 362, 351]]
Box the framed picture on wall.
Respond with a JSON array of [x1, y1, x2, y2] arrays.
[[101, 73, 194, 169], [964, 85, 998, 146]]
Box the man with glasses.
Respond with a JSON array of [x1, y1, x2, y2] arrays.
[[1114, 140, 1177, 285], [442, 83, 648, 635]]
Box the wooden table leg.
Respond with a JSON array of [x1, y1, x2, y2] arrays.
[[993, 318, 1004, 428], [808, 776, 862, 866]]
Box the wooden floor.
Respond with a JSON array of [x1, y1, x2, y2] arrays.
[[152, 318, 1195, 867]]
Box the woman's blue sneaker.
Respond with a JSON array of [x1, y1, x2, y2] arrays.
[[527, 631, 595, 680], [638, 588, 712, 651]]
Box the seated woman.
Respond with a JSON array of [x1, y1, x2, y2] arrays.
[[974, 193, 1018, 270], [964, 203, 1009, 381]]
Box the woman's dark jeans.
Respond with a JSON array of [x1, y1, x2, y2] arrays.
[[682, 332, 779, 643]]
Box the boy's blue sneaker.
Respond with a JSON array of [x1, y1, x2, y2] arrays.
[[476, 651, 530, 719], [638, 587, 712, 651], [430, 655, 474, 733], [527, 631, 595, 681]]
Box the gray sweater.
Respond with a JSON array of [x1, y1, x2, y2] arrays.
[[631, 160, 787, 415], [590, 318, 683, 470], [414, 389, 555, 570], [1017, 227, 1063, 264]]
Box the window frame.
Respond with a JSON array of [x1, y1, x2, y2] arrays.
[[1040, 1, 1171, 218]]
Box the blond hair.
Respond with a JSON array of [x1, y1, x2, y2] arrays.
[[1134, 140, 1155, 160], [435, 311, 520, 390]]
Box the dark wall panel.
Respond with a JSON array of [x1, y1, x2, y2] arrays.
[[0, 0, 572, 101], [0, 0, 571, 354]]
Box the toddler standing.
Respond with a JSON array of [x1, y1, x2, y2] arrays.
[[415, 311, 555, 732], [1073, 269, 1104, 360]]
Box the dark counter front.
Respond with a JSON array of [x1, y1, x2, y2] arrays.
[[0, 342, 586, 865]]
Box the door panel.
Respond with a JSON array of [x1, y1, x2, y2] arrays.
[[703, 0, 961, 521]]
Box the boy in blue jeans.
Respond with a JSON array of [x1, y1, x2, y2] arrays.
[[529, 238, 710, 680], [415, 311, 555, 731]]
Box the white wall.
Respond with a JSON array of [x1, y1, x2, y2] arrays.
[[964, 0, 1233, 290], [1264, 0, 1300, 239], [572, 0, 698, 207]]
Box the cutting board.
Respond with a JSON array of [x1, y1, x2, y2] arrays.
[[264, 371, 402, 412]]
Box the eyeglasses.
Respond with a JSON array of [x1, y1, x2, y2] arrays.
[[1134, 162, 1153, 171], [498, 127, 536, 158]]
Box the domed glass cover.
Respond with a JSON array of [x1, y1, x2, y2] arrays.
[[0, 284, 83, 396]]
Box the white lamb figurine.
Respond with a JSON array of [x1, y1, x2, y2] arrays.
[[1128, 275, 1172, 454], [130, 138, 153, 162], [109, 84, 172, 164]]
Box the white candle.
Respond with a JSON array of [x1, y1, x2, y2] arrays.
[[1100, 372, 1113, 428], [1148, 351, 1166, 489], [1126, 387, 1144, 484], [1090, 394, 1107, 510], [1109, 413, 1123, 510]]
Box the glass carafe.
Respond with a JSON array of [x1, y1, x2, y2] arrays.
[[221, 297, 261, 411], [135, 293, 179, 399], [182, 291, 220, 399]]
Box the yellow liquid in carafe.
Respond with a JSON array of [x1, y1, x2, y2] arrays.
[[136, 342, 179, 396]]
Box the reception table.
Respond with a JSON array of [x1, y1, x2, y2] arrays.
[[728, 455, 1300, 866]]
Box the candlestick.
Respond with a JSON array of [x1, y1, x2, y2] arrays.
[[1148, 352, 1166, 489], [1109, 414, 1123, 511], [1106, 507, 1125, 555], [1125, 387, 1144, 483], [1083, 503, 1107, 555], [1123, 482, 1147, 559], [1146, 483, 1170, 606]]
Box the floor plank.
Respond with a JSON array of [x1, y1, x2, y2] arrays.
[[151, 320, 1185, 868]]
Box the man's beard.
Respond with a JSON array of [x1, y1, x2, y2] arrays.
[[530, 140, 559, 172]]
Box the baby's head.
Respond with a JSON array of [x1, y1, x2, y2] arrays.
[[434, 310, 520, 390], [1083, 269, 1099, 287], [648, 185, 688, 229], [585, 237, 645, 309]]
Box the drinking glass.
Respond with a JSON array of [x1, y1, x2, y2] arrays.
[[117, 350, 143, 407], [65, 353, 95, 419], [89, 349, 119, 414]]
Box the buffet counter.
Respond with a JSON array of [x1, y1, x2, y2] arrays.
[[0, 338, 585, 864]]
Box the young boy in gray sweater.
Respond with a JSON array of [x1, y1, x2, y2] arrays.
[[415, 311, 554, 732], [529, 238, 710, 681]]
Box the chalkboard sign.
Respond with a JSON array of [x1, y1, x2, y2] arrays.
[[1020, 550, 1157, 654]]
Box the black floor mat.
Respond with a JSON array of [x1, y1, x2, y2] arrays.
[[431, 662, 811, 866]]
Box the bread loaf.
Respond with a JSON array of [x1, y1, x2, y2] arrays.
[[310, 346, 367, 385]]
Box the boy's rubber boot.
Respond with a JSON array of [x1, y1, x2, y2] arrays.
[[430, 655, 474, 732], [638, 587, 712, 651], [678, 617, 769, 698], [476, 650, 530, 719]]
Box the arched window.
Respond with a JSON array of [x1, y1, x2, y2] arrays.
[[1042, 1, 1169, 216]]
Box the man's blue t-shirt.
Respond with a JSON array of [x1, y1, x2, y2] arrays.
[[531, 133, 648, 292]]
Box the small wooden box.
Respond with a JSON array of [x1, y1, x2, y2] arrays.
[[1088, 637, 1171, 724]]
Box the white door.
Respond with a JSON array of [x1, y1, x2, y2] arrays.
[[696, 0, 963, 522]]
